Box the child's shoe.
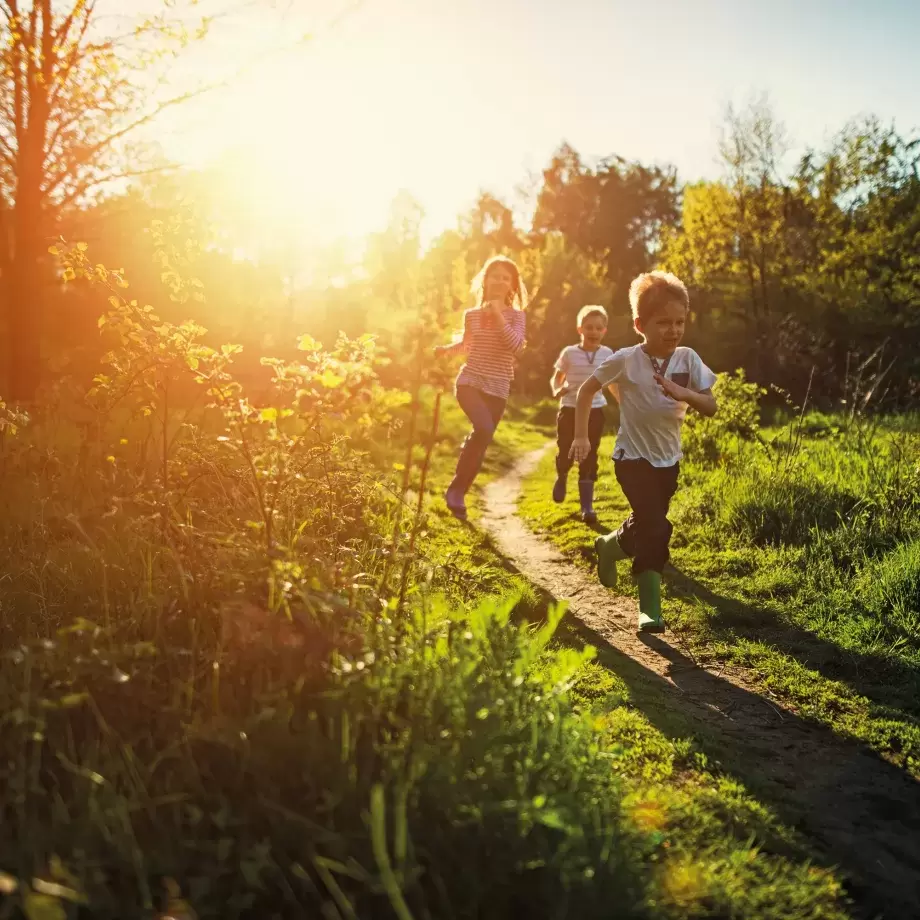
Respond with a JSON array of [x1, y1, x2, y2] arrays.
[[594, 531, 627, 588], [445, 489, 467, 521], [636, 571, 665, 633], [578, 480, 596, 524], [552, 475, 566, 503]]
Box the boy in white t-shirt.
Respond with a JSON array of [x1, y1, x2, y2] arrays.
[[569, 271, 717, 633], [550, 305, 614, 523]]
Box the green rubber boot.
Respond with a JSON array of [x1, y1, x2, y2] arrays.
[[594, 532, 627, 588], [637, 571, 665, 633]]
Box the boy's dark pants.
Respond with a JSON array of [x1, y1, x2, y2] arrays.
[[556, 407, 605, 482], [613, 458, 679, 575]]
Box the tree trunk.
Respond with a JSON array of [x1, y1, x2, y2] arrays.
[[5, 246, 43, 403], [7, 137, 47, 403], [4, 0, 53, 404]]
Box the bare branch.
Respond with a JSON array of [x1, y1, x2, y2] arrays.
[[41, 81, 217, 200], [42, 106, 85, 167], [53, 164, 177, 210], [27, 2, 38, 52], [54, 0, 96, 47], [47, 3, 97, 113], [42, 27, 315, 201], [24, 2, 39, 136], [9, 2, 23, 144], [0, 133, 16, 169], [40, 0, 52, 84]]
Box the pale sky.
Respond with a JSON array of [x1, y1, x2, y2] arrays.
[[154, 0, 920, 247]]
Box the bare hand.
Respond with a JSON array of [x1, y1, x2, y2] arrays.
[[434, 344, 450, 357], [654, 374, 689, 402], [569, 436, 591, 462]]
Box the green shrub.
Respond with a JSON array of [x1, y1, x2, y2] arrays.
[[683, 370, 766, 467], [0, 595, 658, 919]]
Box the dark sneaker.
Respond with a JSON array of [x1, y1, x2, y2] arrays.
[[445, 489, 467, 521]]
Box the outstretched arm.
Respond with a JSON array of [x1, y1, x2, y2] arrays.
[[434, 313, 470, 357]]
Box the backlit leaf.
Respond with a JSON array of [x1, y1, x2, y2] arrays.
[[24, 891, 66, 920]]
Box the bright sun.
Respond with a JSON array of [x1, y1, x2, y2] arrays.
[[170, 44, 438, 249], [156, 2, 503, 253]]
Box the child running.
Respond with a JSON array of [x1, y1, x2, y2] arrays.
[[569, 271, 717, 633], [551, 305, 614, 524], [435, 255, 527, 520]]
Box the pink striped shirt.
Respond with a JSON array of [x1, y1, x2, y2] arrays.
[[446, 307, 526, 399]]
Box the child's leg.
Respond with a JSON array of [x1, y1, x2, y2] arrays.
[[612, 460, 643, 560], [577, 408, 605, 482], [554, 408, 575, 501], [447, 386, 507, 506], [614, 460, 679, 575], [577, 408, 605, 519], [615, 460, 680, 630]]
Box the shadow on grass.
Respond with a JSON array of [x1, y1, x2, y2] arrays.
[[664, 565, 920, 729]]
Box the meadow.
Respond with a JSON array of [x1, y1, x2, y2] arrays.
[[0, 294, 859, 918], [1, 14, 918, 912]]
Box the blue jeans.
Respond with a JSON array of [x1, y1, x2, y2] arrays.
[[448, 385, 507, 496]]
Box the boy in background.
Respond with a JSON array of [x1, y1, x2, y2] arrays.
[[551, 305, 614, 524]]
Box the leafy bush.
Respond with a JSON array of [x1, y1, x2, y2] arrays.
[[683, 369, 766, 467]]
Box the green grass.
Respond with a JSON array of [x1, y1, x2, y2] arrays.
[[0, 383, 853, 919], [517, 410, 920, 780], [563, 659, 846, 918]]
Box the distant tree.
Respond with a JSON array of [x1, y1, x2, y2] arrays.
[[796, 117, 920, 391], [514, 232, 614, 396], [662, 99, 920, 401], [532, 143, 680, 298], [717, 96, 792, 326], [458, 191, 525, 269]]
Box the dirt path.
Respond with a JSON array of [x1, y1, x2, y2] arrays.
[[480, 447, 920, 920]]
